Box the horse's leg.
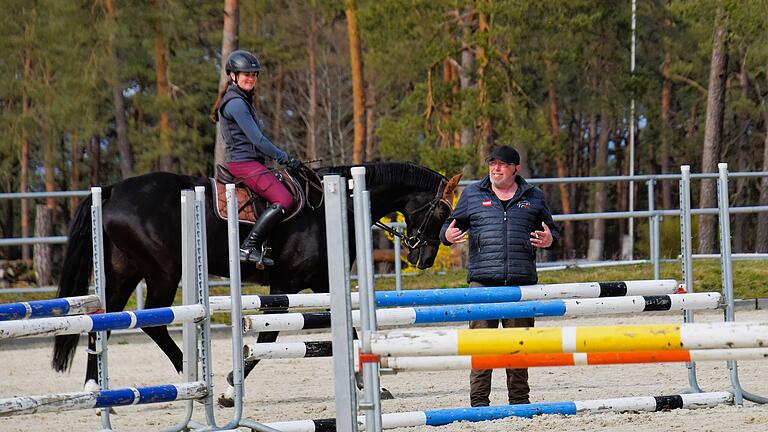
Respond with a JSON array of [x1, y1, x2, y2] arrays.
[[351, 327, 394, 400], [140, 273, 184, 373], [218, 309, 284, 408], [84, 265, 141, 415], [84, 246, 142, 387]]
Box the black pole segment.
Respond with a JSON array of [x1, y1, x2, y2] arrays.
[[598, 281, 628, 297]]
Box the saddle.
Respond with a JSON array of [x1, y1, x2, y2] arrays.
[[210, 165, 305, 225]]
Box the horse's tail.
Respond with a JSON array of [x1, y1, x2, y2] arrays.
[[52, 187, 111, 373]]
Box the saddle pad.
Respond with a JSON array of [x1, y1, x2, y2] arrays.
[[210, 179, 259, 225]]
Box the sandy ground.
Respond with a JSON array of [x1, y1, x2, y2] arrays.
[[1, 309, 768, 432]]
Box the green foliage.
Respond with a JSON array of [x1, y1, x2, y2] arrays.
[[419, 146, 474, 176]]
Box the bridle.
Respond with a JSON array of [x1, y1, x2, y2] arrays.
[[292, 162, 325, 210], [373, 180, 453, 251]]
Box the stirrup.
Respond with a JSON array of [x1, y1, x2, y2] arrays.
[[239, 245, 274, 268]]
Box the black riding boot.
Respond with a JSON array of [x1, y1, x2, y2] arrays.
[[240, 204, 284, 267]]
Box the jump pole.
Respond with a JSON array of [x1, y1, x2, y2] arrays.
[[368, 321, 768, 357], [0, 305, 205, 340], [241, 342, 768, 366], [380, 348, 768, 371], [263, 392, 733, 432], [242, 293, 720, 333], [0, 382, 207, 417], [208, 279, 682, 311], [0, 295, 102, 321]]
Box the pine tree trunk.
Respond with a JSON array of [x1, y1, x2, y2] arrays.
[[440, 59, 457, 149], [687, 101, 699, 139], [756, 64, 768, 253], [33, 205, 53, 287], [618, 135, 630, 259], [42, 70, 55, 211], [90, 135, 101, 186], [660, 6, 673, 209], [732, 66, 750, 252], [69, 131, 80, 216], [151, 0, 173, 172], [345, 0, 365, 164], [588, 111, 610, 260], [273, 63, 283, 142], [105, 0, 133, 179], [545, 59, 574, 258], [306, 7, 318, 161], [1, 179, 13, 259], [476, 8, 491, 171], [20, 51, 31, 261], [698, 7, 728, 254], [214, 0, 240, 168], [459, 8, 475, 177], [365, 77, 377, 161]]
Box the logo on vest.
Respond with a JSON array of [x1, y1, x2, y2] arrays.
[[481, 200, 492, 207], [517, 200, 531, 209]]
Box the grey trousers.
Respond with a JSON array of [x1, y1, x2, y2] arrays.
[[468, 283, 535, 406]]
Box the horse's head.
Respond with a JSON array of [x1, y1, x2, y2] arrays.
[[400, 173, 462, 269]]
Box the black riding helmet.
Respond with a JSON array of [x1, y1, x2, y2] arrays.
[[225, 50, 261, 75]]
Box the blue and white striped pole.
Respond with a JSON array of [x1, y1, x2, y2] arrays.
[[242, 293, 720, 333], [0, 295, 101, 321], [0, 382, 207, 416], [0, 304, 205, 340], [263, 392, 732, 431], [209, 279, 681, 311]]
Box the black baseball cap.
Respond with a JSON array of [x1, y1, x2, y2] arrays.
[[486, 145, 520, 164]]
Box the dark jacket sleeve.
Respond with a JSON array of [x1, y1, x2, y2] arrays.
[[223, 98, 290, 164], [439, 188, 470, 246]]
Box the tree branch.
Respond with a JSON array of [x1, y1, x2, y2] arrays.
[[668, 73, 708, 96]]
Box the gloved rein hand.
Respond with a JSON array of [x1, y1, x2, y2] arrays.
[[284, 156, 302, 170]]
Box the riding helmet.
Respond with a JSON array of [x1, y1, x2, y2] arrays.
[[225, 50, 262, 75]]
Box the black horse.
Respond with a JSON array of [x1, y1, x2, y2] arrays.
[[51, 162, 461, 404]]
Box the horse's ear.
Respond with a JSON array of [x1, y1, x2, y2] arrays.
[[442, 173, 463, 202]]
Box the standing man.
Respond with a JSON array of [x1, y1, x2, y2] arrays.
[[440, 145, 559, 407]]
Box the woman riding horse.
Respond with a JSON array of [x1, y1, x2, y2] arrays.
[[211, 49, 302, 267]]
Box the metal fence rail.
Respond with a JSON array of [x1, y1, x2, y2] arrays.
[[3, 169, 768, 299]]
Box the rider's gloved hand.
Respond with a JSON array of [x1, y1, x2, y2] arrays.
[[285, 157, 302, 170]]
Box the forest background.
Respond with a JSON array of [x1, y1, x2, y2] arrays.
[[1, 0, 767, 269]]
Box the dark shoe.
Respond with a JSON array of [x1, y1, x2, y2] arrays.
[[509, 399, 531, 405], [239, 204, 284, 266]]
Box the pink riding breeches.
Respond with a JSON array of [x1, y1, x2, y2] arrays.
[[226, 161, 294, 210]]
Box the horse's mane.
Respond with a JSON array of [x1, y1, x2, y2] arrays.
[[317, 162, 447, 191]]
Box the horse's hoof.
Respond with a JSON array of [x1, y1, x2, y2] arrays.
[[380, 387, 395, 400], [217, 385, 236, 408], [217, 394, 235, 408]]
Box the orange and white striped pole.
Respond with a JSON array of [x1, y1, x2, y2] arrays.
[[380, 348, 768, 372]]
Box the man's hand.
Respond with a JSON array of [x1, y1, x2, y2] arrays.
[[530, 222, 553, 248], [445, 219, 467, 245]]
